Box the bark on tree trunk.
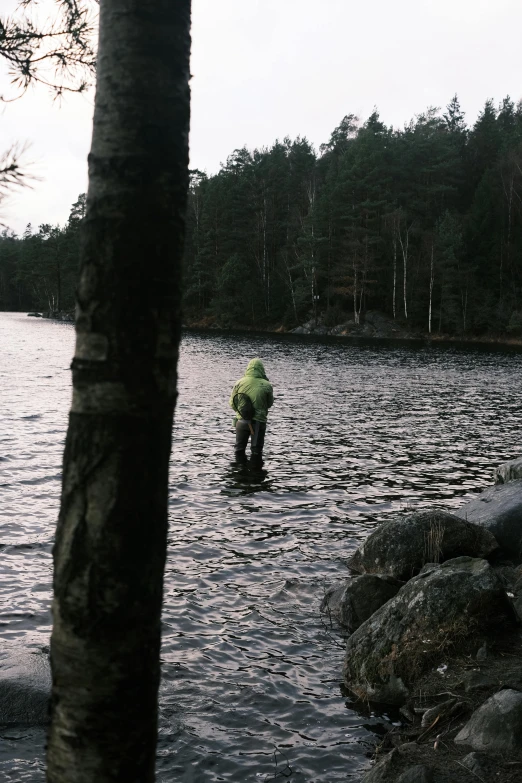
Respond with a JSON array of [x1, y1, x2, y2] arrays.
[[46, 2, 191, 782]]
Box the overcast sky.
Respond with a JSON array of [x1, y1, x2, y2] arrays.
[[2, 0, 522, 233]]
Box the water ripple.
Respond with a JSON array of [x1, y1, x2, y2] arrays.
[[2, 313, 522, 781]]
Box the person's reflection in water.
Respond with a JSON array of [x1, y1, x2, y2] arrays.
[[223, 455, 271, 496]]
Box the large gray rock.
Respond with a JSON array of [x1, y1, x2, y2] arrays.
[[396, 766, 434, 783], [494, 457, 522, 484], [348, 510, 499, 581], [455, 689, 522, 752], [361, 750, 398, 783], [344, 558, 513, 705], [460, 752, 497, 777], [329, 322, 352, 336], [514, 571, 522, 623], [464, 671, 498, 693], [0, 648, 51, 725], [455, 481, 522, 560], [321, 575, 402, 632]]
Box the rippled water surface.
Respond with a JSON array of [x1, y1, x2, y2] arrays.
[[2, 312, 522, 782]]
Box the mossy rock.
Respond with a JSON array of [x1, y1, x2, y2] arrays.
[[344, 557, 515, 705], [348, 510, 499, 581]]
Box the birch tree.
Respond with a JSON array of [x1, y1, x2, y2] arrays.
[[46, 2, 191, 782], [397, 214, 411, 319]]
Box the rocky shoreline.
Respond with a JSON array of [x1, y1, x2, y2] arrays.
[[290, 310, 417, 339], [26, 309, 522, 346], [188, 310, 522, 346], [27, 310, 74, 322], [322, 457, 522, 782]]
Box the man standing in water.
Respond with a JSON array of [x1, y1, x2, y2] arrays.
[[229, 358, 274, 461]]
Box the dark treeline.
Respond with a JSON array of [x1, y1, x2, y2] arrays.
[[184, 95, 522, 336], [0, 193, 86, 313], [2, 96, 522, 337]]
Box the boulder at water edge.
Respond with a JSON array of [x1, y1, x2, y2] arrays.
[[360, 752, 437, 783], [347, 510, 499, 581], [320, 574, 402, 633], [513, 570, 522, 622], [343, 557, 513, 705], [455, 480, 522, 561], [395, 766, 434, 783], [494, 457, 522, 484], [454, 689, 522, 752], [0, 649, 51, 725], [360, 750, 398, 783], [460, 752, 498, 777]]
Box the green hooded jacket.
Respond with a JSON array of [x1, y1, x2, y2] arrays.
[[229, 358, 274, 424]]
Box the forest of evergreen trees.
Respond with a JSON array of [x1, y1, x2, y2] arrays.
[[2, 95, 522, 337], [0, 193, 86, 315]]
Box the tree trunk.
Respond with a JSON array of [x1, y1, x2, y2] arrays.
[[46, 2, 191, 782], [462, 284, 468, 333], [56, 252, 61, 313], [398, 223, 409, 320], [284, 254, 298, 322], [392, 226, 397, 319], [428, 243, 434, 334], [353, 256, 359, 324], [262, 197, 268, 314], [438, 277, 444, 334]]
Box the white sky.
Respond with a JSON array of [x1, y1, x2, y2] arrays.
[[1, 0, 522, 233]]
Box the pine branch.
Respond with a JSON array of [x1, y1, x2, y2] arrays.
[[0, 0, 97, 100]]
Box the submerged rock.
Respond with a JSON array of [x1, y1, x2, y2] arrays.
[[348, 510, 499, 581], [0, 649, 51, 725], [494, 457, 522, 485], [455, 689, 522, 752], [343, 557, 513, 705], [455, 481, 522, 561], [321, 574, 402, 632]]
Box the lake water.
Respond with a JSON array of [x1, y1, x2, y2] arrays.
[[2, 311, 522, 782]]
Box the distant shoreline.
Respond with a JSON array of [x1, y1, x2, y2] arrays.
[[184, 316, 522, 350], [24, 310, 522, 349]]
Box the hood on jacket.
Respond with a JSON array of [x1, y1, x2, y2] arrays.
[[245, 358, 268, 380]]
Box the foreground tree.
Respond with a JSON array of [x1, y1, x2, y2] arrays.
[[46, 1, 191, 781]]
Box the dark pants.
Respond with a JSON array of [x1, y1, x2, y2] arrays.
[[235, 419, 266, 457]]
